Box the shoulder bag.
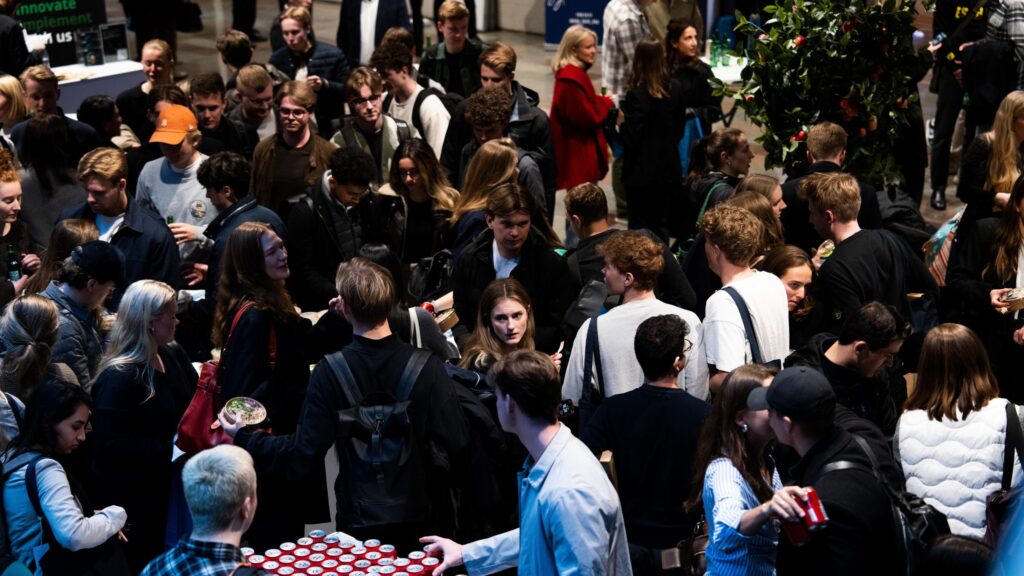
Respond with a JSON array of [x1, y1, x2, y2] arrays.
[[984, 401, 1024, 546]]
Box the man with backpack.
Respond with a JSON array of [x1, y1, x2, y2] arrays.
[[330, 66, 420, 185], [221, 258, 470, 551], [752, 366, 903, 576], [371, 41, 451, 159]]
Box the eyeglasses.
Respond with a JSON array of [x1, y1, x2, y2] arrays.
[[279, 107, 309, 118], [349, 94, 382, 108], [682, 339, 694, 355], [398, 169, 420, 180]]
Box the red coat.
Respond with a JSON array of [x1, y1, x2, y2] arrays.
[[550, 64, 613, 190]]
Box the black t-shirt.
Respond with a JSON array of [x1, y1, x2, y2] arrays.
[[581, 384, 710, 548], [360, 125, 385, 180], [817, 230, 904, 333], [445, 50, 466, 96], [270, 138, 312, 215], [403, 198, 434, 262]]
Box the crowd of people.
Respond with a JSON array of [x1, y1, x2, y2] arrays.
[[0, 0, 1021, 574]]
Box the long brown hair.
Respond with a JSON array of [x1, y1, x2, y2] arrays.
[[450, 138, 518, 225], [212, 222, 297, 348], [762, 245, 816, 320], [985, 174, 1024, 284], [24, 220, 99, 295], [665, 18, 699, 72], [687, 365, 777, 513], [460, 278, 536, 371], [628, 37, 669, 99], [726, 191, 784, 257], [388, 138, 459, 212], [904, 323, 1000, 421]]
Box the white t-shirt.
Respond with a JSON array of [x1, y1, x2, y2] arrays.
[[359, 0, 380, 65], [96, 214, 125, 242], [492, 240, 519, 279], [562, 296, 710, 402], [704, 271, 790, 373], [386, 85, 450, 159]]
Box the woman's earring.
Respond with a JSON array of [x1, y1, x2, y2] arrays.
[[740, 423, 749, 433]]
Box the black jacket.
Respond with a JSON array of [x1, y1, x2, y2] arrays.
[[335, 0, 411, 66], [418, 38, 487, 97], [10, 110, 102, 168], [621, 79, 687, 189], [780, 161, 884, 254], [441, 82, 555, 193], [672, 60, 722, 135], [286, 177, 400, 311], [268, 43, 351, 138], [0, 14, 37, 78], [452, 229, 578, 352], [201, 117, 259, 160], [57, 196, 180, 307], [785, 333, 902, 437], [777, 427, 902, 576]]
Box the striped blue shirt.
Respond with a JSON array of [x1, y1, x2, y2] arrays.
[[702, 457, 782, 576]]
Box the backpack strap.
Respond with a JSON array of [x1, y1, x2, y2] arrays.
[[695, 178, 729, 227], [340, 118, 361, 150], [410, 89, 430, 138], [408, 308, 423, 349], [722, 286, 765, 365], [383, 93, 395, 115], [394, 119, 412, 143], [1002, 402, 1024, 491], [396, 350, 431, 403], [23, 456, 57, 553], [5, 395, 21, 433], [324, 352, 363, 408], [581, 316, 605, 402]]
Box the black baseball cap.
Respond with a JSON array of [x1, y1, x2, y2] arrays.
[[747, 366, 836, 422], [70, 241, 126, 286]]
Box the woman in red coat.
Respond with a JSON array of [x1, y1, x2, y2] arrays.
[[550, 25, 614, 190]]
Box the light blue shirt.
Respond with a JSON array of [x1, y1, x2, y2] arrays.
[[462, 425, 632, 576], [703, 457, 783, 576]]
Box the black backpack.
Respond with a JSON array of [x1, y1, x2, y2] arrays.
[[324, 350, 432, 529], [384, 89, 464, 139], [818, 434, 949, 575], [334, 116, 413, 148]]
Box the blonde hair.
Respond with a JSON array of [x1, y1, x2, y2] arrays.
[[450, 138, 518, 224], [236, 65, 272, 93], [280, 5, 312, 29], [551, 25, 596, 73], [986, 91, 1024, 195], [480, 42, 516, 76], [334, 258, 395, 325], [276, 80, 317, 110], [142, 39, 175, 63], [0, 75, 28, 125], [77, 147, 127, 185], [799, 171, 861, 223], [18, 65, 57, 88], [95, 280, 176, 396]]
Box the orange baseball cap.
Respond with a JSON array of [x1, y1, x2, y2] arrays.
[[150, 104, 198, 145]]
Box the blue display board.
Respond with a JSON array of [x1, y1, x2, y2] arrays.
[[545, 0, 608, 49]]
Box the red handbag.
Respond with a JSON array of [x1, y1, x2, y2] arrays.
[[175, 303, 276, 454]]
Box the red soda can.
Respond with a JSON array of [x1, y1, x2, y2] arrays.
[[248, 555, 266, 567], [327, 549, 343, 559], [312, 543, 329, 553], [363, 539, 381, 551], [339, 553, 355, 564], [266, 549, 283, 560], [378, 566, 395, 574], [355, 560, 372, 570], [378, 545, 396, 559], [420, 558, 439, 569], [337, 566, 353, 574], [351, 547, 368, 559], [309, 530, 327, 542], [295, 560, 312, 570], [407, 551, 425, 563], [365, 552, 382, 563], [281, 543, 298, 553], [394, 573, 408, 576], [323, 573, 339, 576], [392, 558, 411, 568], [309, 553, 326, 564], [781, 487, 829, 546], [377, 558, 394, 567], [338, 542, 355, 552], [406, 566, 424, 575], [262, 561, 281, 572], [324, 535, 342, 547], [298, 538, 314, 547], [277, 568, 295, 576], [322, 559, 340, 569], [241, 547, 255, 558], [308, 568, 325, 576], [279, 555, 297, 565]]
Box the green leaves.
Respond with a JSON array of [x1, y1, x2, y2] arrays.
[[721, 0, 921, 184]]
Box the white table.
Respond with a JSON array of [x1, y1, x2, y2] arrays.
[[52, 60, 145, 113]]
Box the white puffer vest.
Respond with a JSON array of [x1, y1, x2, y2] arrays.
[[898, 398, 1023, 538]]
